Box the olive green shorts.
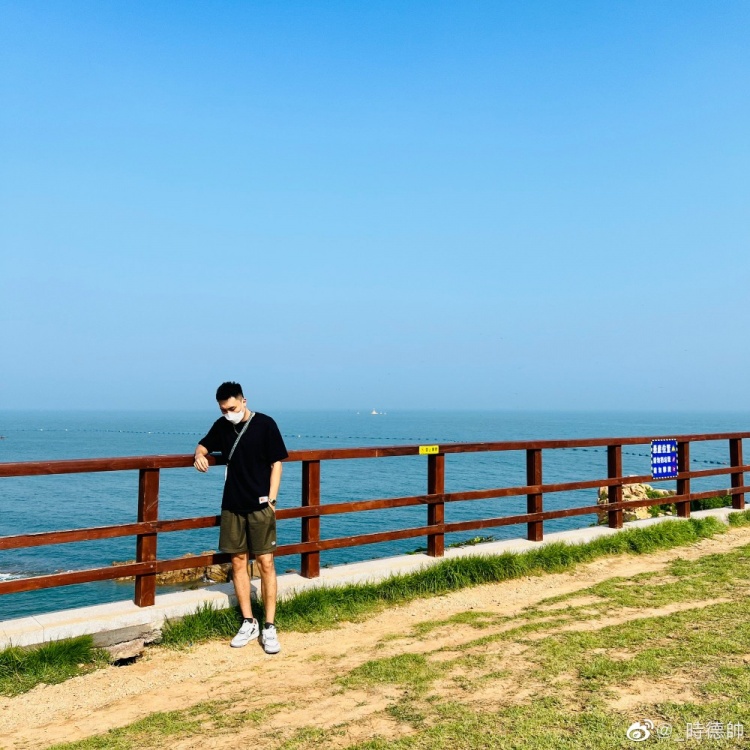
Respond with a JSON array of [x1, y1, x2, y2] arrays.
[[219, 506, 277, 556]]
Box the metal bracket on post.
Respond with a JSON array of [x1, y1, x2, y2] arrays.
[[134, 468, 159, 607], [301, 460, 321, 578], [427, 453, 445, 557]]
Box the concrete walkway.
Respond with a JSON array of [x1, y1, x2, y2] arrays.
[[0, 508, 737, 650]]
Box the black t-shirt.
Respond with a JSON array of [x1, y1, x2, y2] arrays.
[[199, 412, 289, 513]]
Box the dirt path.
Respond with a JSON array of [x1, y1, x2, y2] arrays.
[[4, 525, 750, 750]]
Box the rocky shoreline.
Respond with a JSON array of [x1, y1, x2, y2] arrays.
[[597, 482, 676, 523], [112, 554, 255, 585]]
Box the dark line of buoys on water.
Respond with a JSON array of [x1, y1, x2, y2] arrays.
[[0, 430, 732, 467]]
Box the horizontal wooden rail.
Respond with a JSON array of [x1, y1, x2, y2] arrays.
[[1, 432, 747, 608], [4, 483, 748, 598], [4, 466, 748, 553], [1, 431, 748, 477], [0, 554, 233, 595]]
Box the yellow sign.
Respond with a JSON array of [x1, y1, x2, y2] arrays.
[[419, 445, 440, 455]]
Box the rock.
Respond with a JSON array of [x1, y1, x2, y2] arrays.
[[93, 625, 160, 648], [103, 638, 145, 662], [205, 564, 231, 582], [597, 483, 676, 523], [157, 565, 201, 585], [112, 553, 254, 584]]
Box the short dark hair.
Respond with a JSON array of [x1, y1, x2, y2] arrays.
[[216, 381, 244, 402]]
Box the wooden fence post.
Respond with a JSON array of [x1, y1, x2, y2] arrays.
[[527, 448, 543, 541], [607, 445, 623, 529], [301, 460, 321, 578], [427, 453, 445, 557], [676, 441, 691, 518], [730, 438, 745, 510], [134, 468, 159, 607]]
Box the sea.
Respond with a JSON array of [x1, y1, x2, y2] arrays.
[[1, 410, 748, 623]]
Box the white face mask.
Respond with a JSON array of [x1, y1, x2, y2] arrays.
[[224, 408, 245, 424]]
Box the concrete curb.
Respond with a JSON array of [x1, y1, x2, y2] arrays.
[[0, 507, 740, 650]]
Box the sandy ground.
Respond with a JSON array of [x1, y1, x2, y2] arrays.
[[3, 525, 750, 750]]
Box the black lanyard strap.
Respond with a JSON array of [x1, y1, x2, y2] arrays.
[[227, 412, 254, 465]]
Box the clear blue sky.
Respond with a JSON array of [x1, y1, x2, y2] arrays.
[[1, 1, 748, 411]]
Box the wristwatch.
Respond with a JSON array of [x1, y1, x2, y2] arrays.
[[269, 498, 277, 507]]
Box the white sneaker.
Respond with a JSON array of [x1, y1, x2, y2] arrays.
[[261, 623, 281, 654], [230, 618, 259, 648]]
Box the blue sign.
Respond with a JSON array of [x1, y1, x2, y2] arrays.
[[651, 439, 678, 479]]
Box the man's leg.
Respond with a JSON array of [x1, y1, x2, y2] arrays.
[[228, 551, 261, 648], [255, 552, 277, 623], [220, 512, 260, 648], [246, 507, 280, 653], [231, 552, 254, 620]]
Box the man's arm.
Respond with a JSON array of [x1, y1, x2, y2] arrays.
[[194, 444, 210, 473], [269, 461, 283, 505]]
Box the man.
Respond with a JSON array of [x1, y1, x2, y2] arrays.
[[194, 381, 288, 652]]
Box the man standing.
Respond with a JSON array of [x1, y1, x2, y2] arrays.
[[194, 381, 288, 652]]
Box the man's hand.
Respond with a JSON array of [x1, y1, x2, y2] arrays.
[[194, 445, 210, 472]]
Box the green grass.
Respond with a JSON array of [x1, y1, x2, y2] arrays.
[[340, 653, 448, 693], [5, 513, 748, 709], [346, 695, 750, 749], [727, 508, 750, 527], [48, 700, 290, 750], [276, 726, 349, 750], [648, 493, 734, 517], [162, 515, 729, 644], [33, 516, 750, 750], [399, 542, 750, 659], [529, 599, 750, 688], [691, 494, 734, 511], [386, 699, 429, 728], [341, 649, 510, 700], [160, 599, 245, 647], [0, 635, 108, 697], [332, 540, 750, 749], [345, 699, 632, 750]]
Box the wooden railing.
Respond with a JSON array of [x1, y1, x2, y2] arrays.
[[0, 433, 747, 609]]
